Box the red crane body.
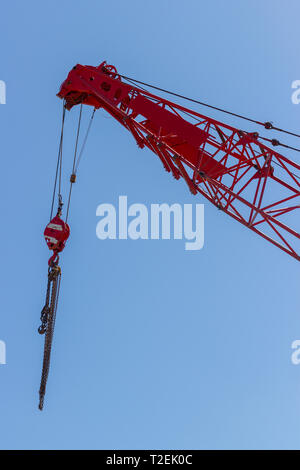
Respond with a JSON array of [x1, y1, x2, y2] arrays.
[[57, 62, 300, 261]]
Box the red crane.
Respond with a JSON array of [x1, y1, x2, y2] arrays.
[[57, 61, 300, 261], [38, 61, 300, 410]]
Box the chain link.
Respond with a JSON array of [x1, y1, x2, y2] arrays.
[[38, 265, 61, 411]]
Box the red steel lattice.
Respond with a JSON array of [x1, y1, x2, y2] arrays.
[[57, 62, 300, 261]]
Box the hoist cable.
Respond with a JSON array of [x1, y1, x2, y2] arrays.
[[72, 104, 83, 173], [120, 75, 300, 140], [65, 105, 82, 223], [65, 184, 73, 224], [75, 108, 96, 173], [65, 107, 95, 223], [50, 102, 66, 220]]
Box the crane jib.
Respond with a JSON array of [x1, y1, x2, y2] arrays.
[[56, 61, 300, 261], [37, 60, 300, 409]]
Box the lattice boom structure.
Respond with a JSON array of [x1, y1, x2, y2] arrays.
[[57, 62, 300, 260]]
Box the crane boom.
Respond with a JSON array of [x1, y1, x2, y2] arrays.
[[57, 61, 300, 261]]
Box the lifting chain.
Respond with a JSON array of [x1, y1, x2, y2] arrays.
[[38, 264, 61, 411]]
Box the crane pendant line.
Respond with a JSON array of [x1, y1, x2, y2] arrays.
[[57, 61, 300, 261]]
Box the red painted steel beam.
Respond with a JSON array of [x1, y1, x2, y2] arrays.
[[57, 61, 300, 261]]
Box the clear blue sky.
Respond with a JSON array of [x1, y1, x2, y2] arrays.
[[0, 0, 300, 450]]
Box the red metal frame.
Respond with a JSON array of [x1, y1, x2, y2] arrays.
[[57, 62, 300, 261]]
